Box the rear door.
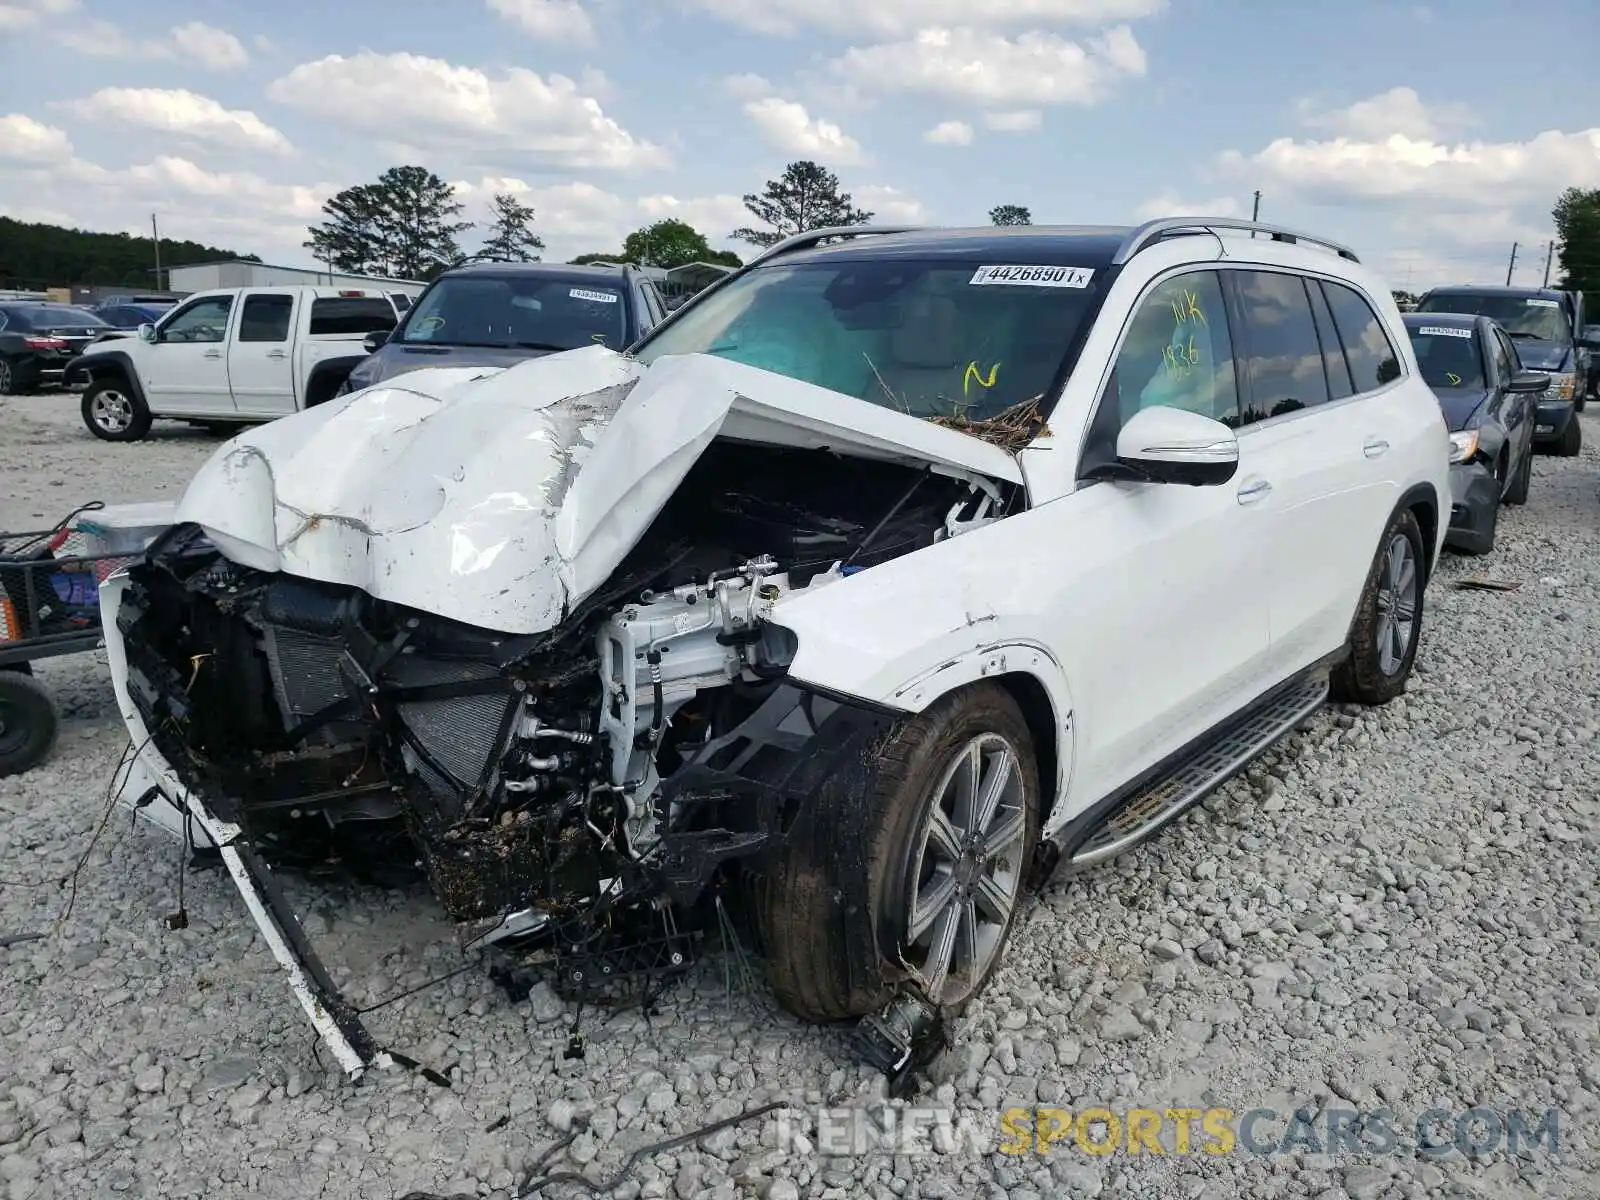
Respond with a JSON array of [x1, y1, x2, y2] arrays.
[[1224, 270, 1405, 673], [227, 291, 299, 416]]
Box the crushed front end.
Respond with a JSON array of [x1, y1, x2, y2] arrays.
[[108, 436, 1002, 1074]]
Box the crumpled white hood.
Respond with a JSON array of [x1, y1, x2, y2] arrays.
[[174, 344, 1022, 634]]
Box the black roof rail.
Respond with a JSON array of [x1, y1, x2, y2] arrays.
[[748, 224, 926, 267], [1114, 217, 1361, 265]]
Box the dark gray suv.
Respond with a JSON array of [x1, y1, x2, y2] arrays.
[[343, 261, 666, 393]]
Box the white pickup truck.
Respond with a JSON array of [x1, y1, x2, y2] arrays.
[[66, 286, 401, 442]]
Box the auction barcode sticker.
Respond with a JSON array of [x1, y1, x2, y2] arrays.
[[1417, 325, 1474, 339], [970, 265, 1094, 288], [1525, 298, 1558, 307], [570, 288, 618, 303]]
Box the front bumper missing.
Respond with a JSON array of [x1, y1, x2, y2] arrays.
[[101, 574, 386, 1079]]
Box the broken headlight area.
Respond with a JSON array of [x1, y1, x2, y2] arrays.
[[118, 443, 1008, 1037]]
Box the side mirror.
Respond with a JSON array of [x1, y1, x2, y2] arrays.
[[1113, 406, 1240, 486], [1507, 370, 1551, 394], [137, 322, 157, 344], [363, 329, 390, 353]]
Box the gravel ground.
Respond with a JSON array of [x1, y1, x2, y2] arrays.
[[2, 392, 1598, 1200]]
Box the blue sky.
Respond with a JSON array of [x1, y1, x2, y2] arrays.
[[3, 0, 1598, 290]]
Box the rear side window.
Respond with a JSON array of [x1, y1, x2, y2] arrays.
[[238, 294, 293, 343], [310, 297, 398, 336], [1233, 271, 1330, 425], [1322, 282, 1403, 393], [1306, 282, 1354, 401]]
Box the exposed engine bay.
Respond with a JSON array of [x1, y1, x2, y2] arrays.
[[117, 440, 1013, 1051]]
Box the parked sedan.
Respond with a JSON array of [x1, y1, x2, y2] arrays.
[[1402, 312, 1549, 554], [0, 303, 114, 394]]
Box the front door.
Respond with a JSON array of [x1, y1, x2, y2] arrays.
[[144, 294, 235, 414], [228, 292, 298, 416], [1060, 268, 1275, 810]]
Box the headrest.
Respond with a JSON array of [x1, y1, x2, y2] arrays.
[[889, 294, 962, 369]]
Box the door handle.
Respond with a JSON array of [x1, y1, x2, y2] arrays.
[[1236, 478, 1272, 505], [203, 349, 221, 359], [1363, 437, 1389, 458], [266, 350, 287, 359]]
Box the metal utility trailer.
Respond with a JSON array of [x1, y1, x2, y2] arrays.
[[0, 501, 174, 776]]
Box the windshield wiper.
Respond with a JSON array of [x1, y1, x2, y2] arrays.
[[1504, 331, 1546, 340], [398, 340, 516, 349], [510, 341, 572, 352]]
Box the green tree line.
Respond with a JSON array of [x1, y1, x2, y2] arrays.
[[0, 216, 254, 291]]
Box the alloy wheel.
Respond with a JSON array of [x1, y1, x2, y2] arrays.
[[1374, 534, 1418, 676], [0, 360, 13, 393], [91, 389, 133, 434], [904, 733, 1028, 1005]]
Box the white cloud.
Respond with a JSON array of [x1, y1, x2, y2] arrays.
[[636, 193, 751, 245], [0, 151, 332, 261], [486, 0, 594, 43], [55, 19, 248, 69], [0, 0, 76, 31], [1133, 193, 1247, 221], [1220, 125, 1600, 208], [832, 25, 1147, 106], [743, 97, 866, 166], [0, 114, 73, 163], [985, 110, 1042, 132], [169, 21, 249, 69], [59, 89, 292, 155], [723, 73, 774, 100], [1298, 86, 1471, 142], [684, 0, 1165, 37], [923, 120, 974, 146], [266, 52, 669, 171], [853, 184, 928, 224]]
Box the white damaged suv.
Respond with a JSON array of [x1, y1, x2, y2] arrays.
[[102, 218, 1449, 1075]]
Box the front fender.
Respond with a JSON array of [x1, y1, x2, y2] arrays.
[[773, 541, 1077, 826], [66, 349, 147, 404]]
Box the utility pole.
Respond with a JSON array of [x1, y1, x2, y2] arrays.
[[1505, 242, 1519, 286], [151, 213, 162, 291], [1543, 241, 1555, 288], [1250, 191, 1261, 238]]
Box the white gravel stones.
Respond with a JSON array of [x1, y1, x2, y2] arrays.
[[2, 395, 1599, 1197]]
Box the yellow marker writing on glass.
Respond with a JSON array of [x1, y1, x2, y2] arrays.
[[1170, 289, 1207, 326], [964, 361, 1000, 395]]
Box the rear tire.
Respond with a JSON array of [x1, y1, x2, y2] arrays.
[[759, 683, 1039, 1022], [1331, 507, 1425, 706], [1556, 414, 1583, 457], [81, 379, 152, 442], [0, 356, 32, 396], [0, 671, 59, 778]]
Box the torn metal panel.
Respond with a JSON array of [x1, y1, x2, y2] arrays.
[[171, 346, 1022, 637]]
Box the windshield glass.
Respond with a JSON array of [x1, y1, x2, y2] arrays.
[[1417, 293, 1569, 340], [17, 305, 110, 328], [632, 259, 1100, 420], [396, 275, 627, 349], [1407, 325, 1485, 390]]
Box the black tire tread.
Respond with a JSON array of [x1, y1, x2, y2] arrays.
[[759, 683, 1038, 1023], [1556, 415, 1582, 457], [1330, 507, 1425, 706], [80, 378, 153, 442], [0, 671, 60, 778], [1503, 444, 1532, 505]]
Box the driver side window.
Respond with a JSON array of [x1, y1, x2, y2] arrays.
[[160, 296, 233, 343], [1100, 270, 1240, 434]]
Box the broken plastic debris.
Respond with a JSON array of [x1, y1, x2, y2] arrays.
[[1453, 578, 1522, 592]]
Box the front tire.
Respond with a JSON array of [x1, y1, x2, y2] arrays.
[[81, 380, 152, 442], [0, 671, 59, 778], [0, 356, 32, 396], [1503, 443, 1532, 505], [1556, 414, 1582, 457], [759, 683, 1039, 1022], [1331, 508, 1425, 706]]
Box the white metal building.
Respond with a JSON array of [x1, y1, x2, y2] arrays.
[[166, 260, 428, 299]]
